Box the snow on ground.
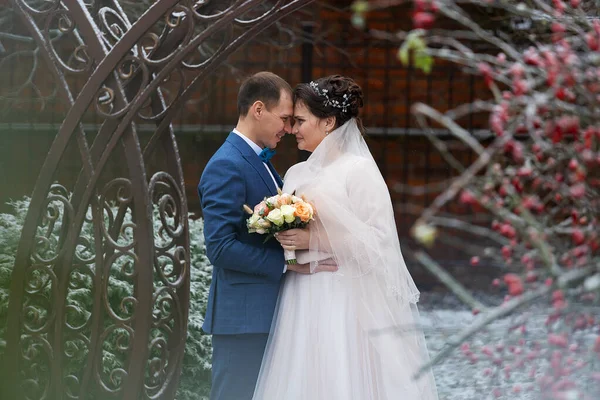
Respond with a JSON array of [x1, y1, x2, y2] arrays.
[[419, 307, 599, 400]]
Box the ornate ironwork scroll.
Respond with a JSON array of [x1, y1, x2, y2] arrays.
[[1, 0, 314, 399]]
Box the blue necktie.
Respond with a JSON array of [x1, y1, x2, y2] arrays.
[[259, 147, 276, 163]]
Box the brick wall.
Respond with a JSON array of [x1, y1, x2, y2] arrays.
[[0, 3, 496, 288]]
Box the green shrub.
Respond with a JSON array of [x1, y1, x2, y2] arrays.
[[0, 197, 212, 399]]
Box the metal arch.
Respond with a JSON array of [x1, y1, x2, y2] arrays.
[[2, 1, 315, 399]]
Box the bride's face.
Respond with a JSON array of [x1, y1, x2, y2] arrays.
[[291, 101, 329, 152]]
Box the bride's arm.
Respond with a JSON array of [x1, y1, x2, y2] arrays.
[[308, 221, 334, 252], [346, 159, 395, 242]]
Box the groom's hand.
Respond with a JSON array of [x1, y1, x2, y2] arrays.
[[287, 262, 338, 274], [275, 228, 310, 250]]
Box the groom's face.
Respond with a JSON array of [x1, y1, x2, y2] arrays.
[[257, 90, 293, 149]]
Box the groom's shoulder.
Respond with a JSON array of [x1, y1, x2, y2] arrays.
[[208, 139, 242, 163], [202, 139, 234, 167]]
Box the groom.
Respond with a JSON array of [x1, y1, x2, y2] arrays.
[[199, 72, 312, 400]]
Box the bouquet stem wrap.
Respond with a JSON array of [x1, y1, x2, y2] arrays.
[[284, 248, 297, 264]]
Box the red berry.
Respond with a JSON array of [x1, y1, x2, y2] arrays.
[[501, 245, 513, 259], [500, 224, 516, 239], [586, 32, 600, 51], [594, 336, 600, 353], [552, 290, 565, 303], [569, 183, 586, 198], [513, 79, 528, 96], [508, 281, 524, 296], [568, 159, 578, 170], [460, 343, 470, 353], [478, 62, 494, 88], [460, 190, 477, 205], [430, 1, 439, 13], [414, 0, 428, 12], [552, 22, 566, 33], [554, 194, 562, 202], [525, 271, 538, 283], [413, 12, 435, 29], [517, 166, 533, 177], [548, 333, 568, 348]]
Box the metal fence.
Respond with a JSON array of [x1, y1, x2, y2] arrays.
[[0, 1, 316, 399], [1, 2, 489, 216]]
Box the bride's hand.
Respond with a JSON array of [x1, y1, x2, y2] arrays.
[[275, 228, 310, 250], [287, 262, 338, 274]]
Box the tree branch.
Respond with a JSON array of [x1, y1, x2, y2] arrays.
[[428, 215, 508, 246], [414, 250, 489, 312], [412, 103, 486, 156], [413, 265, 595, 379], [413, 284, 549, 379]]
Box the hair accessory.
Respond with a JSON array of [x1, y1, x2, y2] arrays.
[[309, 81, 351, 113]]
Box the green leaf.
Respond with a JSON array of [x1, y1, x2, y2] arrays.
[[398, 46, 409, 67], [415, 50, 434, 74], [351, 15, 365, 30], [263, 233, 275, 244], [398, 29, 433, 74], [351, 1, 369, 29], [351, 0, 369, 14]]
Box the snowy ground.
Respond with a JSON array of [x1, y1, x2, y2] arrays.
[[419, 301, 600, 400]]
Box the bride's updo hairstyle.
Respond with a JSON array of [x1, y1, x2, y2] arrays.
[[294, 75, 365, 135]]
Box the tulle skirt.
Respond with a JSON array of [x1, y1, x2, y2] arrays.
[[252, 270, 438, 400]]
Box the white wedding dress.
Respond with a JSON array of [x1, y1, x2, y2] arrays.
[[253, 120, 439, 400]]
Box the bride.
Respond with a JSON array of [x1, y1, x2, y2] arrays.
[[252, 75, 439, 399]]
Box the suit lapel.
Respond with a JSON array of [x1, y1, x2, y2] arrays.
[[266, 161, 283, 188], [226, 133, 279, 195]]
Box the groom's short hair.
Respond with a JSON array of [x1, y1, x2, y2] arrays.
[[237, 72, 292, 117]]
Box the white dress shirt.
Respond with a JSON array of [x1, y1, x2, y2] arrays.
[[233, 129, 279, 189], [233, 129, 287, 273]]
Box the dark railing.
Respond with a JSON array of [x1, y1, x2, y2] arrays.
[[0, 1, 315, 399]]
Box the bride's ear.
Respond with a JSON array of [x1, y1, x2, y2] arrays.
[[325, 116, 336, 132]]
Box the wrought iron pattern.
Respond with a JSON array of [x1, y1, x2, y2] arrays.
[[2, 0, 314, 399]]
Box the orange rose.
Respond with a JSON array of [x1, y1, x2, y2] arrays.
[[279, 193, 292, 205], [293, 202, 313, 222]]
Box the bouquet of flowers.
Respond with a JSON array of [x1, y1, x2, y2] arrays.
[[244, 189, 315, 264]]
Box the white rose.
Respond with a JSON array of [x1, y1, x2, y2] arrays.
[[258, 218, 271, 228], [265, 209, 285, 226], [291, 195, 303, 204], [280, 204, 296, 223], [247, 214, 260, 228], [266, 195, 280, 208]]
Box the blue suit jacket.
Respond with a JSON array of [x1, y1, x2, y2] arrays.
[[198, 132, 285, 334]]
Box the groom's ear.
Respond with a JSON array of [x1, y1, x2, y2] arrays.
[[251, 100, 265, 119]]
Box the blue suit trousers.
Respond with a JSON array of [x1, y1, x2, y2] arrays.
[[210, 333, 269, 400]]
